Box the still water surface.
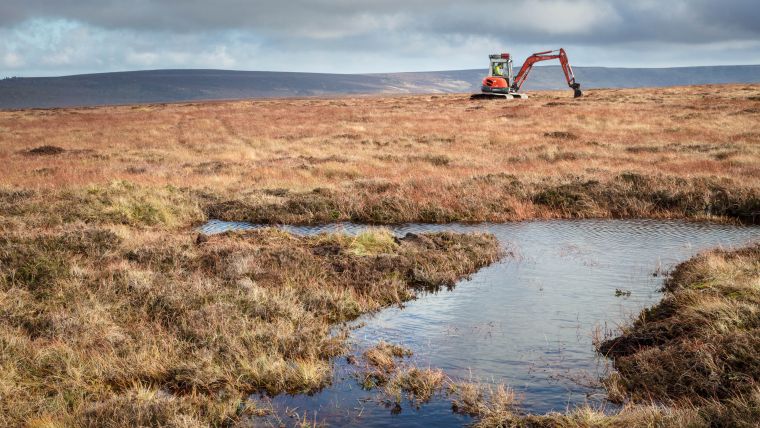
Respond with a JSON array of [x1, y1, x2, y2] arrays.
[[199, 219, 759, 427]]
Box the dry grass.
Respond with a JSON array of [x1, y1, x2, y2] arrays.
[[362, 340, 412, 372], [598, 245, 760, 422], [356, 340, 414, 389], [0, 224, 501, 426], [449, 382, 518, 424], [2, 84, 759, 426], [1, 84, 759, 225], [384, 367, 446, 404], [447, 381, 720, 428]]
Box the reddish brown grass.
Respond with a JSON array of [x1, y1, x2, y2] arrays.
[[0, 85, 760, 223], [1, 85, 758, 225]]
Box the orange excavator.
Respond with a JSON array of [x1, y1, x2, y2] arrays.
[[471, 48, 582, 99]]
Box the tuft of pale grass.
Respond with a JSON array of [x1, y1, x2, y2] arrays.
[[349, 228, 398, 256], [449, 382, 517, 423], [363, 340, 412, 372], [384, 367, 446, 404], [83, 180, 204, 227]]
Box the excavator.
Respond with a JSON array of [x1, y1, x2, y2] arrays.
[[471, 48, 582, 99]]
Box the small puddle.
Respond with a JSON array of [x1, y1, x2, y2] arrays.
[[199, 219, 759, 427]]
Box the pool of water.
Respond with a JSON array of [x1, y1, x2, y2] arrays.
[[199, 219, 759, 427]]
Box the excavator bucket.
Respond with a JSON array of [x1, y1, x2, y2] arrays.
[[572, 83, 583, 98]]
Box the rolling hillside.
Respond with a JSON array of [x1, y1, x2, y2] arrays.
[[1, 65, 759, 109]]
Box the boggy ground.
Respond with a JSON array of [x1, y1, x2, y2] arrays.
[[1, 84, 759, 225], [0, 224, 501, 426], [1, 84, 759, 427], [440, 245, 760, 428], [348, 245, 760, 428], [598, 244, 760, 427]]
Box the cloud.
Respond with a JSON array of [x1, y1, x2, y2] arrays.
[[3, 52, 24, 68], [2, 0, 758, 42], [0, 1, 758, 76]]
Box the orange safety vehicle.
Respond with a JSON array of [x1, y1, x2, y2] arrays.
[[472, 48, 582, 99]]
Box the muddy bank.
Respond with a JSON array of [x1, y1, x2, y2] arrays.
[[0, 225, 500, 426]]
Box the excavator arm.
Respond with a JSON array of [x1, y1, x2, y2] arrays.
[[511, 48, 582, 97]]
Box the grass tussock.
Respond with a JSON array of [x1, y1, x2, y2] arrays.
[[0, 225, 501, 426], [449, 382, 518, 424], [384, 367, 446, 404], [599, 245, 760, 403], [349, 228, 399, 256], [25, 145, 66, 156], [357, 341, 413, 389], [363, 341, 412, 372]]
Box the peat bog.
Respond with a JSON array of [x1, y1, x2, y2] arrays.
[[1, 84, 759, 426]]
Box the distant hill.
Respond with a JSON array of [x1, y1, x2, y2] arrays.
[[1, 65, 759, 109]]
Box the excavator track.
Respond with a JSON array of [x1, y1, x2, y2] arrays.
[[470, 93, 528, 100]]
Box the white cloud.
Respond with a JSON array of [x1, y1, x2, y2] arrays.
[[508, 0, 622, 35], [3, 52, 24, 67], [0, 1, 759, 76]]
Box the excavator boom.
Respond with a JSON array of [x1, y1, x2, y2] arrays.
[[512, 48, 582, 97]]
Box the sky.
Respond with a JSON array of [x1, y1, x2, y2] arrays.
[[1, 0, 759, 77]]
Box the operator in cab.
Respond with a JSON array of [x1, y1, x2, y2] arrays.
[[492, 62, 504, 76]]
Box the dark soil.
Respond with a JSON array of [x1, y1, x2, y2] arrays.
[[25, 145, 65, 156]]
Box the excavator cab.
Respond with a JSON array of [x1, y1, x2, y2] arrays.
[[488, 55, 512, 79], [478, 54, 519, 98]]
